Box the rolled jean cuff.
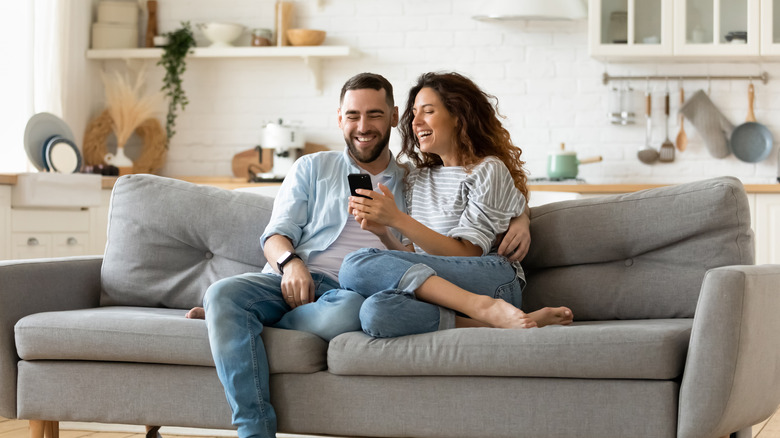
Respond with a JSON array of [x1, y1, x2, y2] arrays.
[[397, 263, 437, 293], [438, 307, 456, 330]]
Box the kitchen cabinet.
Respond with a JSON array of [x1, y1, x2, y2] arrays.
[[589, 0, 674, 58], [673, 0, 760, 56], [760, 0, 780, 55], [754, 194, 780, 265], [0, 186, 10, 260], [589, 0, 765, 59], [87, 46, 355, 93]]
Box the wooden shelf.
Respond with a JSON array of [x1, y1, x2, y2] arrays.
[[86, 46, 356, 92]]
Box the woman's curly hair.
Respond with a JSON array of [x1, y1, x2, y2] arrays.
[[398, 72, 528, 200]]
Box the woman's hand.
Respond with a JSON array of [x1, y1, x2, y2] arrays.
[[348, 183, 404, 227], [497, 211, 531, 262]]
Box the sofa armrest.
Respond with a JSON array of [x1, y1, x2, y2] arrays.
[[0, 256, 102, 419], [678, 264, 780, 438]]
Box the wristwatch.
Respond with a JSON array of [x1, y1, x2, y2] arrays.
[[276, 251, 302, 274]]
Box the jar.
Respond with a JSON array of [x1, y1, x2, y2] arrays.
[[252, 28, 272, 47]]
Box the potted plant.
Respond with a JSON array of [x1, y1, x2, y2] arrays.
[[158, 21, 196, 145]]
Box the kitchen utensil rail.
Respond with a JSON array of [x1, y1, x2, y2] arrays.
[[602, 72, 768, 85]]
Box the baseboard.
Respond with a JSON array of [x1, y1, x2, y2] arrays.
[[60, 421, 343, 438]]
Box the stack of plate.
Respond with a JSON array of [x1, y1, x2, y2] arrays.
[[24, 112, 82, 173]]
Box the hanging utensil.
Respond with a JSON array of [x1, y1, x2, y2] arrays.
[[638, 84, 659, 164], [659, 83, 675, 162], [676, 86, 688, 152], [730, 83, 774, 163]]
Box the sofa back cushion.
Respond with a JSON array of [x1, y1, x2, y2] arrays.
[[100, 175, 273, 309], [522, 177, 754, 321]]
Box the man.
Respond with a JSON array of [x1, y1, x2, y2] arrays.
[[202, 73, 407, 438]]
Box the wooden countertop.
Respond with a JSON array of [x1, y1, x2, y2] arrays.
[[3, 174, 779, 194]]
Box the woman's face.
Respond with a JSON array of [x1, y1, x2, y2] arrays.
[[411, 87, 459, 165]]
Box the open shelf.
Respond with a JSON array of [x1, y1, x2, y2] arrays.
[[86, 46, 356, 92]]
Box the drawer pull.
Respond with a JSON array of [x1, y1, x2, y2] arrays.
[[67, 237, 78, 246], [27, 237, 39, 246]]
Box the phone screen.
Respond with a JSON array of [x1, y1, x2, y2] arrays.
[[348, 173, 373, 199]]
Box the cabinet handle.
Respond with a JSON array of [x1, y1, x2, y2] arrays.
[[67, 237, 78, 246], [27, 237, 39, 246]]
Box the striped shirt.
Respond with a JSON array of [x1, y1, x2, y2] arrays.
[[406, 156, 526, 256]]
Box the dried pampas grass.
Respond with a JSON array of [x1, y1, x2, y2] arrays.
[[101, 68, 165, 149]]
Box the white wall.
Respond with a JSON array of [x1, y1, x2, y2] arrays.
[[88, 0, 780, 184]]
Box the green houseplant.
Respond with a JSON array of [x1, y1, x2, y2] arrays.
[[158, 21, 196, 144]]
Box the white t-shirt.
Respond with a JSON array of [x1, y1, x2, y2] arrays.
[[306, 172, 387, 281]]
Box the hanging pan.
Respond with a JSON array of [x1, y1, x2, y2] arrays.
[[730, 83, 774, 163]]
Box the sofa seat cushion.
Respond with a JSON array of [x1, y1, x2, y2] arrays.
[[15, 306, 327, 374], [328, 319, 692, 380]]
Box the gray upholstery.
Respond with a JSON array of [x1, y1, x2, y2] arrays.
[[2, 175, 779, 438], [15, 307, 327, 374], [101, 174, 273, 309], [328, 320, 692, 379], [523, 177, 754, 321]]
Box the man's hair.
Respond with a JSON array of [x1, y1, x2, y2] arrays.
[[340, 73, 394, 108]]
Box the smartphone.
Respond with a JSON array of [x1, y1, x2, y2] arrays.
[[348, 173, 373, 199]]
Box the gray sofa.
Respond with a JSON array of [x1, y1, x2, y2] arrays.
[[2, 174, 780, 438]]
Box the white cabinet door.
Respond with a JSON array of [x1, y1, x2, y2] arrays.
[[755, 194, 780, 265], [760, 0, 780, 55], [674, 0, 760, 56], [589, 0, 673, 59], [0, 186, 10, 260]]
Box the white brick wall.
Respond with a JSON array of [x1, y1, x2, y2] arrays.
[[98, 0, 780, 183]]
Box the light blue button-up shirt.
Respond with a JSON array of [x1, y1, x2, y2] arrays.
[[260, 148, 407, 274]]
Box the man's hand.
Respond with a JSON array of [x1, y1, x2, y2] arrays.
[[280, 258, 314, 308], [498, 212, 531, 262]]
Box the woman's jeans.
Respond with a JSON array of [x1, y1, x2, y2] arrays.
[[339, 248, 523, 338], [203, 272, 364, 438]]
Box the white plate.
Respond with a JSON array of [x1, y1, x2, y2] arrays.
[[24, 112, 76, 171], [44, 136, 82, 173]]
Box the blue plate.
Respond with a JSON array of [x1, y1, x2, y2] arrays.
[[43, 135, 82, 173], [23, 113, 76, 171], [730, 122, 773, 163]]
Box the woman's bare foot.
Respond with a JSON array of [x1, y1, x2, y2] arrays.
[[471, 296, 537, 329], [527, 307, 573, 328], [185, 307, 205, 319]]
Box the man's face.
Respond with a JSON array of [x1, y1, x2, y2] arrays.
[[338, 88, 398, 164]]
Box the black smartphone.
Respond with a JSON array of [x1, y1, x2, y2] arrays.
[[348, 173, 373, 199]]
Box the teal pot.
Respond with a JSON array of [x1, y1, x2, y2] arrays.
[[547, 151, 603, 179]]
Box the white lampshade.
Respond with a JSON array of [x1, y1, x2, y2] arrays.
[[473, 0, 587, 21]]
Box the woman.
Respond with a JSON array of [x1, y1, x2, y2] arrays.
[[341, 72, 572, 337]]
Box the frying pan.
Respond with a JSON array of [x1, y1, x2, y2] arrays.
[[730, 84, 773, 163]]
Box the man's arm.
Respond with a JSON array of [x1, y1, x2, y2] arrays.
[[264, 234, 313, 308], [497, 208, 531, 262]]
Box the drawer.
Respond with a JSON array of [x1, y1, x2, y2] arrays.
[[52, 232, 91, 257], [11, 233, 51, 260], [11, 208, 90, 232]]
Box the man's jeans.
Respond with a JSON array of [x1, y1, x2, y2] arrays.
[[203, 272, 363, 438], [339, 248, 523, 338]]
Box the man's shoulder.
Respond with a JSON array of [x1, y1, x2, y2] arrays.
[[299, 150, 346, 167]]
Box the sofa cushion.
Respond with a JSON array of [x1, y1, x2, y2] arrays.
[[523, 177, 754, 320], [101, 174, 274, 309], [14, 307, 327, 374], [327, 319, 692, 380]]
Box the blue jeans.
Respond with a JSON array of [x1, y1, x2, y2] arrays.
[[339, 248, 523, 338], [203, 272, 364, 438]]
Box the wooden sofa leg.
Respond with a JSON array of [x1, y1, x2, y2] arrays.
[[29, 421, 58, 438], [146, 425, 162, 438]]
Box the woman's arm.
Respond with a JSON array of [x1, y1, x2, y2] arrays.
[[350, 184, 482, 257]]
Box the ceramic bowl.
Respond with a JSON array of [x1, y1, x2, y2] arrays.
[[286, 29, 326, 46], [198, 22, 245, 47]]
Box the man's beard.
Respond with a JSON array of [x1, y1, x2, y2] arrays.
[[345, 126, 392, 164]]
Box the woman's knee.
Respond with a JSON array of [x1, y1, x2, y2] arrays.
[[339, 248, 385, 289]]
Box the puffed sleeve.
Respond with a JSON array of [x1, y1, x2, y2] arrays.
[[447, 158, 526, 255]]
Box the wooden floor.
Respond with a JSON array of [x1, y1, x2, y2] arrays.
[[2, 409, 780, 438]]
